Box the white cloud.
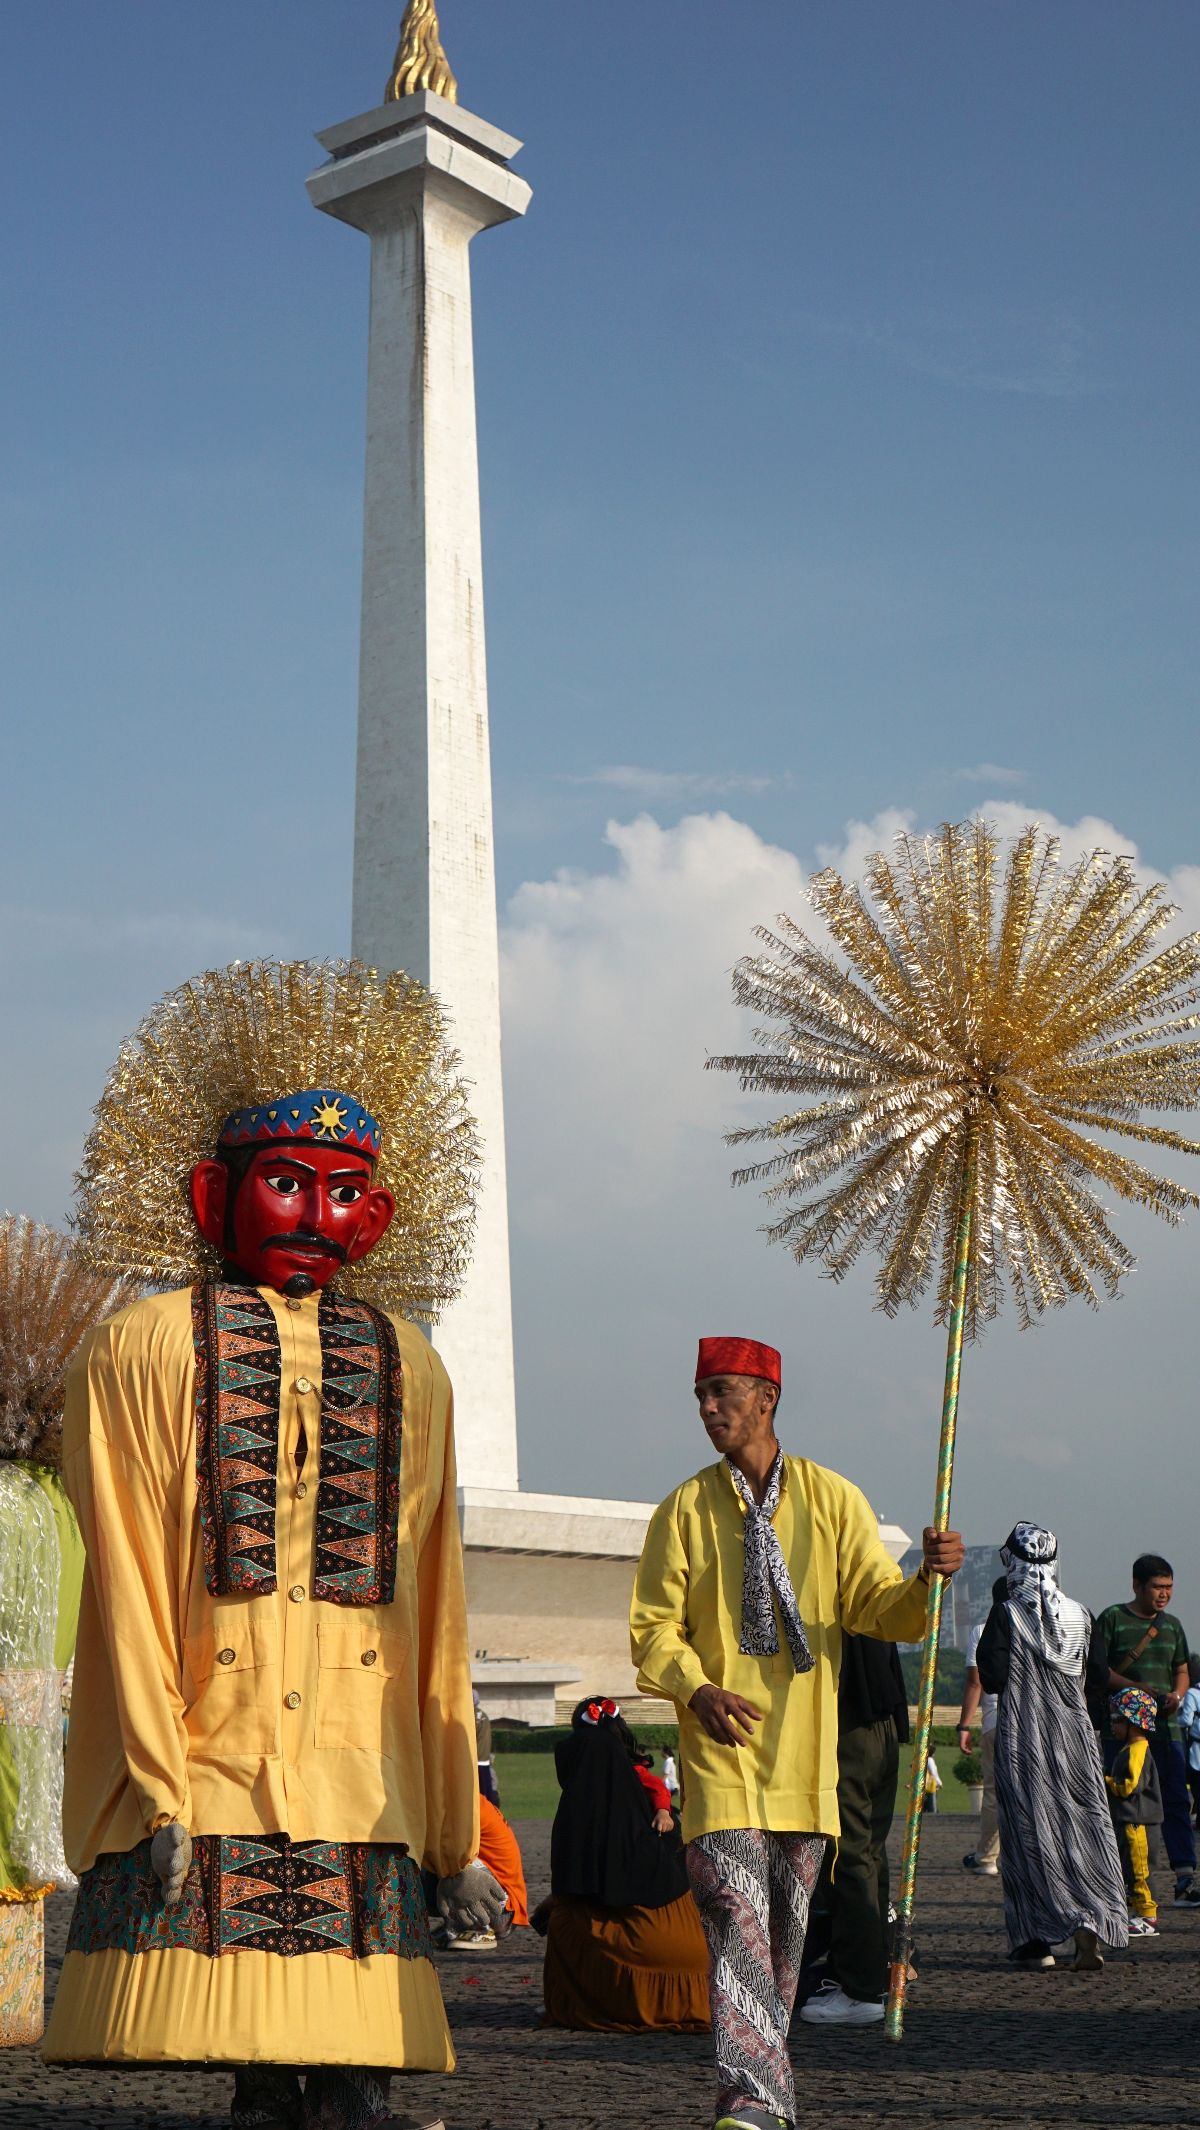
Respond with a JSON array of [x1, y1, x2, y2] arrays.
[[564, 765, 781, 801], [502, 812, 807, 1218], [815, 806, 916, 877], [800, 303, 1106, 401], [500, 801, 1200, 1603], [954, 762, 1026, 786]]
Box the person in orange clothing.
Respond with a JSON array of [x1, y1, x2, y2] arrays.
[[42, 961, 506, 2130], [476, 1796, 529, 1930]]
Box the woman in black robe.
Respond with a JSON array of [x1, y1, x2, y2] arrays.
[[541, 1701, 709, 2030]]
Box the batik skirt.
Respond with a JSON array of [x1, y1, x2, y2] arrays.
[[43, 1832, 453, 2069]]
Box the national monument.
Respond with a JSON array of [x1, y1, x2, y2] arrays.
[[306, 4, 909, 1717]]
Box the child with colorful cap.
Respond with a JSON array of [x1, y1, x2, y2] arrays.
[[1106, 1688, 1165, 1934]]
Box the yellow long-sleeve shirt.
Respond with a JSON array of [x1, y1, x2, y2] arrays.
[[60, 1284, 478, 1879], [629, 1454, 929, 1842], [1106, 1735, 1149, 1798]]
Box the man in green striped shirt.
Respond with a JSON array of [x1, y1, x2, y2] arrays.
[[1096, 1553, 1199, 1907]]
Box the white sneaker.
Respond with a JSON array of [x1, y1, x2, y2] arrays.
[[961, 1851, 999, 1876], [799, 1982, 884, 2025]]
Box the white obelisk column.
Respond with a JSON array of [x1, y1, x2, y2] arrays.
[[308, 93, 530, 1490]]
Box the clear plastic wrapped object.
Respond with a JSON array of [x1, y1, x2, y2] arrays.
[[0, 1464, 74, 1892]]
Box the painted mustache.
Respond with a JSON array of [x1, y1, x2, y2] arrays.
[[263, 1230, 349, 1266]]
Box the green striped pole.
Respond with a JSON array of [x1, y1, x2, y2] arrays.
[[884, 1136, 976, 2042]]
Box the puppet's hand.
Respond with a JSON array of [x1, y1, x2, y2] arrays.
[[437, 1861, 509, 1936], [150, 1822, 192, 1908]]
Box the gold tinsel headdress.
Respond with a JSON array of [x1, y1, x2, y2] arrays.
[[0, 1218, 136, 1464], [75, 960, 480, 1321]]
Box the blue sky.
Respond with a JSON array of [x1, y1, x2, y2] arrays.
[[4, 4, 1199, 1608]]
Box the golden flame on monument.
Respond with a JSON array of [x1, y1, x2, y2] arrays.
[[385, 0, 459, 105]]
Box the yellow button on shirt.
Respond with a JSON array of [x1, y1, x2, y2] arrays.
[[60, 1284, 479, 1881]]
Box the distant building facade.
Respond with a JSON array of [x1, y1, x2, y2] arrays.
[[898, 1542, 1002, 1652]]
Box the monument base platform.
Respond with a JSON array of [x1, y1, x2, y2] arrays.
[[460, 1487, 912, 1724], [461, 1487, 655, 1719]]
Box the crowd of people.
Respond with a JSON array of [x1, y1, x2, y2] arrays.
[[0, 950, 1191, 2130], [956, 1541, 1200, 1965], [470, 1382, 1200, 2130]]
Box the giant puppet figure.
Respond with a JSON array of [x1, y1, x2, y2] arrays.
[[44, 960, 506, 2130], [0, 1219, 121, 2047]]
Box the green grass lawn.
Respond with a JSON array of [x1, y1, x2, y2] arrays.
[[494, 1751, 562, 1819], [494, 1747, 977, 1822], [901, 1744, 973, 1817]]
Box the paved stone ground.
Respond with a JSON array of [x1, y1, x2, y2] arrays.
[[3, 1817, 1192, 2128]]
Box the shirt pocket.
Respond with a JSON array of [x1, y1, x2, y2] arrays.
[[315, 1616, 410, 1754], [182, 1613, 279, 1760]]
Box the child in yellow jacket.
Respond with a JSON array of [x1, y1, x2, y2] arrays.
[[1106, 1688, 1164, 1933]]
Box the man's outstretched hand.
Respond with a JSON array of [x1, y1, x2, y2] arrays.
[[922, 1526, 965, 1578], [689, 1683, 763, 1747], [150, 1821, 192, 1907]]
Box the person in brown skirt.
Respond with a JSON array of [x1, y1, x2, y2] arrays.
[[541, 1700, 709, 2031]]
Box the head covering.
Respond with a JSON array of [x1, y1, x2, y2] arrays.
[[217, 1090, 381, 1159], [75, 958, 479, 1320], [550, 1719, 688, 1910], [1000, 1521, 1088, 1668], [1111, 1686, 1157, 1736], [696, 1337, 781, 1386], [727, 1451, 814, 1675]]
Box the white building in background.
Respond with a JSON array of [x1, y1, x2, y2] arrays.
[[308, 12, 910, 1719]]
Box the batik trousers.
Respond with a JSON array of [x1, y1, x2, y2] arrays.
[[232, 2066, 394, 2130], [687, 1829, 826, 2125]]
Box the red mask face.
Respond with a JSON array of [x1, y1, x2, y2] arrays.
[[190, 1143, 396, 1293]]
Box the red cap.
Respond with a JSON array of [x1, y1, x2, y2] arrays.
[[695, 1337, 781, 1387]]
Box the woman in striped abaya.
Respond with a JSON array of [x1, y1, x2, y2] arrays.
[[977, 1523, 1127, 1972]]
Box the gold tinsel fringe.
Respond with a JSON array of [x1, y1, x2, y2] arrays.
[[711, 819, 1200, 1334], [74, 960, 480, 1323]]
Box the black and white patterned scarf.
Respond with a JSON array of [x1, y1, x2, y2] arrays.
[[1001, 1521, 1089, 1670], [727, 1451, 814, 1674]]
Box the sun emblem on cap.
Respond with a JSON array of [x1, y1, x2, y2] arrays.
[[311, 1095, 349, 1141]]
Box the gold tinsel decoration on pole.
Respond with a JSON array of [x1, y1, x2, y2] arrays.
[[711, 818, 1200, 2038], [74, 959, 480, 1324], [0, 1218, 135, 1466], [385, 0, 459, 105]]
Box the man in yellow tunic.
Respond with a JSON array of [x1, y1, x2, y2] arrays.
[[630, 1336, 964, 2130], [44, 960, 506, 2130]]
